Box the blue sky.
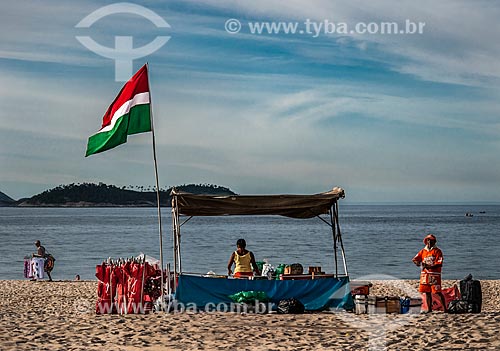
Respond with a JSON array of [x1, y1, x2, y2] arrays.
[[1, 0, 499, 202]]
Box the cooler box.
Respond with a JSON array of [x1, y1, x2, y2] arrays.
[[284, 263, 303, 275], [308, 266, 322, 274], [400, 297, 422, 314], [350, 281, 372, 296], [355, 295, 400, 314]]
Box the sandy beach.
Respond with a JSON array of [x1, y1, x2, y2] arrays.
[[1, 279, 499, 350]]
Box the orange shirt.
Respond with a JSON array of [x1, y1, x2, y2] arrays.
[[413, 246, 443, 273]]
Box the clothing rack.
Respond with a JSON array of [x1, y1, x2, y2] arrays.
[[95, 256, 164, 314]]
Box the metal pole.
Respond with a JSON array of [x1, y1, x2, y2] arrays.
[[175, 198, 181, 277], [176, 209, 182, 274], [334, 201, 349, 276], [140, 256, 146, 314], [166, 263, 171, 295], [172, 196, 178, 292], [330, 206, 338, 277], [146, 63, 165, 304], [109, 264, 113, 314], [122, 265, 127, 315]]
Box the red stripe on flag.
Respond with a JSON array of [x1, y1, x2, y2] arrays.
[[100, 64, 150, 130]]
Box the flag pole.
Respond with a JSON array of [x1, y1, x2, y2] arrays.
[[146, 63, 165, 307]]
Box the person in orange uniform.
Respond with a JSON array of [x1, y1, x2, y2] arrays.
[[227, 239, 261, 278], [412, 234, 447, 313]]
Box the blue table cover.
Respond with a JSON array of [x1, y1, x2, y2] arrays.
[[175, 274, 354, 311]]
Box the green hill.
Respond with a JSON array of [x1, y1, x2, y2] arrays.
[[17, 182, 236, 207]]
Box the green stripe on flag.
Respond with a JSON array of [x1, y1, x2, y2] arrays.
[[128, 104, 151, 135], [85, 104, 151, 157]]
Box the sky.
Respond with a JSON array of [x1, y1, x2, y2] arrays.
[[1, 0, 499, 202]]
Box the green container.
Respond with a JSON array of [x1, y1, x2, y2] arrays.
[[275, 264, 286, 279]]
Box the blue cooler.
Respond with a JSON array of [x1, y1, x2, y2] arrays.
[[400, 297, 422, 314]]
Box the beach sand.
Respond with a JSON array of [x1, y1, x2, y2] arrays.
[[1, 279, 499, 350]]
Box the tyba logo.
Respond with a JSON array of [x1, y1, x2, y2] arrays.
[[76, 2, 170, 81]]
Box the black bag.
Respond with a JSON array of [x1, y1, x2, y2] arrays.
[[447, 300, 469, 314], [277, 298, 305, 314], [459, 274, 482, 313]]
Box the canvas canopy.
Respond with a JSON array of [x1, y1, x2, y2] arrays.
[[170, 187, 345, 219]]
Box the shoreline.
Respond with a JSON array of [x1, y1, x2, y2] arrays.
[[1, 279, 499, 350]]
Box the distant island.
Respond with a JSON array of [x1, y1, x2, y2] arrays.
[[2, 183, 236, 207], [0, 191, 15, 206]]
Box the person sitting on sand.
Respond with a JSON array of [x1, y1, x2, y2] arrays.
[[33, 240, 54, 282], [412, 234, 447, 313], [227, 239, 261, 278]]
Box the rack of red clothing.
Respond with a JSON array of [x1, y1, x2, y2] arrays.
[[95, 257, 163, 314]]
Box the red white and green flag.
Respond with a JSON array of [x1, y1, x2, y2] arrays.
[[85, 64, 152, 157]]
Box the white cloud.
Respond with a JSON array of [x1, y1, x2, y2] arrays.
[[190, 0, 500, 87]]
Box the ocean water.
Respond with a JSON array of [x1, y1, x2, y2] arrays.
[[0, 205, 499, 280]]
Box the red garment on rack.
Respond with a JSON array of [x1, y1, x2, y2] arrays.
[[95, 264, 109, 314], [124, 262, 156, 314], [115, 263, 128, 314], [95, 264, 118, 314]]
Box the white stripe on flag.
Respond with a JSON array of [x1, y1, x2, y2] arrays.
[[97, 92, 150, 134]]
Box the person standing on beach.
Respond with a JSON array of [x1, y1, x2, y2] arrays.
[[227, 239, 261, 278], [412, 234, 446, 313], [33, 240, 54, 281]]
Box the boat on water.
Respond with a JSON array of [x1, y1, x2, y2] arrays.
[[167, 187, 354, 312]]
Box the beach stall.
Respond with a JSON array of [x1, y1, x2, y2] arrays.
[[169, 187, 354, 311]]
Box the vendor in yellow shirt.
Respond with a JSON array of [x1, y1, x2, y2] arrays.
[[227, 239, 261, 278]]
